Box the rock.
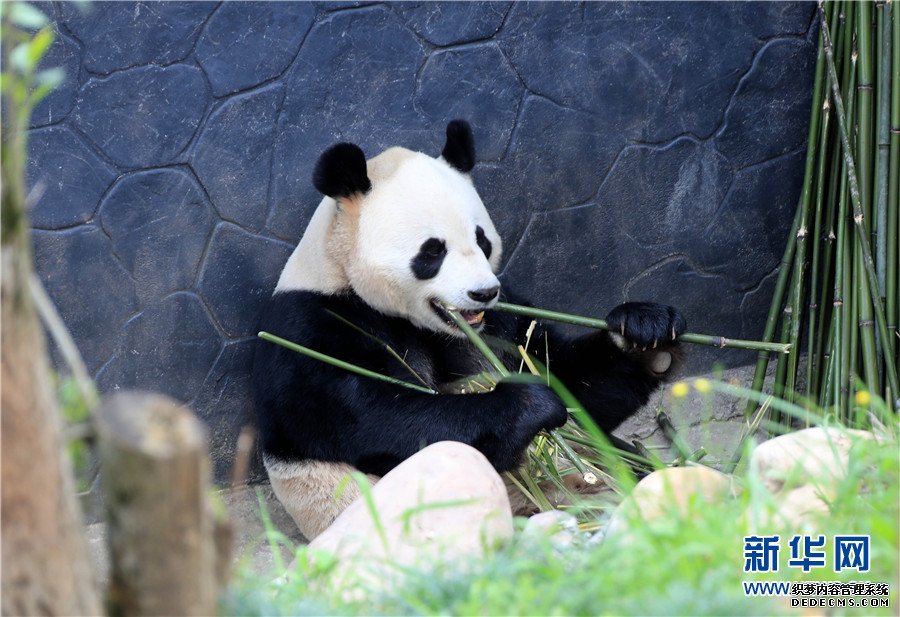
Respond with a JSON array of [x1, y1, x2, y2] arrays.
[[523, 510, 579, 548], [195, 223, 293, 337], [32, 226, 139, 373], [742, 428, 876, 531], [267, 6, 429, 242], [394, 2, 510, 46], [98, 168, 216, 304], [27, 127, 116, 229], [715, 38, 816, 168], [59, 1, 216, 74], [415, 45, 522, 161], [192, 341, 264, 482], [30, 27, 80, 128], [74, 65, 209, 168], [747, 483, 832, 535], [95, 292, 222, 404], [605, 466, 737, 539], [191, 85, 283, 231], [308, 442, 513, 588], [694, 150, 806, 291], [195, 2, 315, 97], [750, 427, 875, 496]]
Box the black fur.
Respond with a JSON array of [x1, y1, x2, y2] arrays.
[[410, 238, 447, 280], [312, 143, 372, 199], [441, 120, 476, 173], [475, 225, 492, 259], [252, 289, 684, 476]]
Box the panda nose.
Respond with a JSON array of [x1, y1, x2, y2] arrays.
[[468, 286, 500, 303]]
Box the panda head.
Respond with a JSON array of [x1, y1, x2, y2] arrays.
[[313, 120, 503, 336]]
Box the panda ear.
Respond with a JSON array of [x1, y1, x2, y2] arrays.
[[312, 143, 372, 199], [441, 120, 475, 173]]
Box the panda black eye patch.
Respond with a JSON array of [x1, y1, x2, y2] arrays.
[[475, 225, 492, 260], [411, 237, 447, 280]]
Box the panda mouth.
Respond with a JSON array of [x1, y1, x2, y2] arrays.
[[429, 299, 485, 327]]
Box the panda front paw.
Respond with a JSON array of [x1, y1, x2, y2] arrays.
[[606, 303, 686, 374]]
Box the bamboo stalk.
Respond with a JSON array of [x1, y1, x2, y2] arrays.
[[787, 10, 830, 402], [874, 0, 890, 334], [855, 0, 881, 395], [837, 16, 859, 418], [655, 410, 693, 462], [492, 302, 792, 353], [812, 1, 850, 401], [324, 309, 432, 388], [805, 92, 832, 400], [743, 202, 804, 416], [442, 308, 602, 485], [821, 3, 900, 401], [886, 0, 899, 377], [257, 331, 438, 395]]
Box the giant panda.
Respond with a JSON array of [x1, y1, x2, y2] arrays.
[[252, 120, 686, 539]]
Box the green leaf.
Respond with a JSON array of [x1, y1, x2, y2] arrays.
[[28, 27, 56, 68], [9, 2, 49, 29]]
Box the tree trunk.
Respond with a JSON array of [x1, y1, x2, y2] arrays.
[[97, 393, 218, 617], [1, 198, 102, 617]]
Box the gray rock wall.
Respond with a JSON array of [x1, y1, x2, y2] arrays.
[[29, 1, 817, 481]]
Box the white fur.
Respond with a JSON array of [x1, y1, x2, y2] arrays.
[[276, 148, 503, 336]]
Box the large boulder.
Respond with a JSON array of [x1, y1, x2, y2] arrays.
[[746, 427, 875, 530], [605, 466, 737, 540], [749, 427, 874, 495], [308, 441, 513, 588]]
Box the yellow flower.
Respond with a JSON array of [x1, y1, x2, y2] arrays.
[[693, 378, 712, 394], [671, 382, 689, 398], [855, 390, 871, 406]]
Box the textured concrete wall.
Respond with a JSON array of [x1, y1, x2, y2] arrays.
[[29, 1, 817, 480]]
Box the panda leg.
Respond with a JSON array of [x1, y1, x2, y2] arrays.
[[265, 457, 380, 540]]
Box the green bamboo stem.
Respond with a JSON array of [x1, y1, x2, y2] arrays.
[[787, 15, 829, 402], [258, 331, 438, 395], [743, 206, 802, 414], [855, 0, 881, 396], [822, 4, 900, 402], [833, 162, 851, 416], [442, 308, 604, 485], [492, 302, 792, 354], [325, 310, 432, 388], [805, 93, 832, 401], [886, 0, 899, 377], [812, 103, 845, 402], [874, 0, 890, 313], [819, 315, 837, 407], [655, 410, 693, 462], [840, 23, 859, 419], [773, 297, 793, 406], [742, 4, 837, 416]]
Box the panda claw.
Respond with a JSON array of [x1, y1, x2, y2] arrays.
[[671, 327, 676, 341], [620, 323, 625, 336], [652, 340, 657, 349]]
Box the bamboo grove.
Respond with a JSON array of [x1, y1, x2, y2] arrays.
[[746, 0, 900, 419]]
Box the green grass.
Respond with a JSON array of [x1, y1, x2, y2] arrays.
[[223, 389, 898, 617]]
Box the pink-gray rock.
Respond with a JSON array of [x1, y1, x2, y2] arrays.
[[308, 441, 513, 587], [749, 427, 875, 495], [605, 466, 737, 540]]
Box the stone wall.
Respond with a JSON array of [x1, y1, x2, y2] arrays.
[[29, 1, 817, 481]]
